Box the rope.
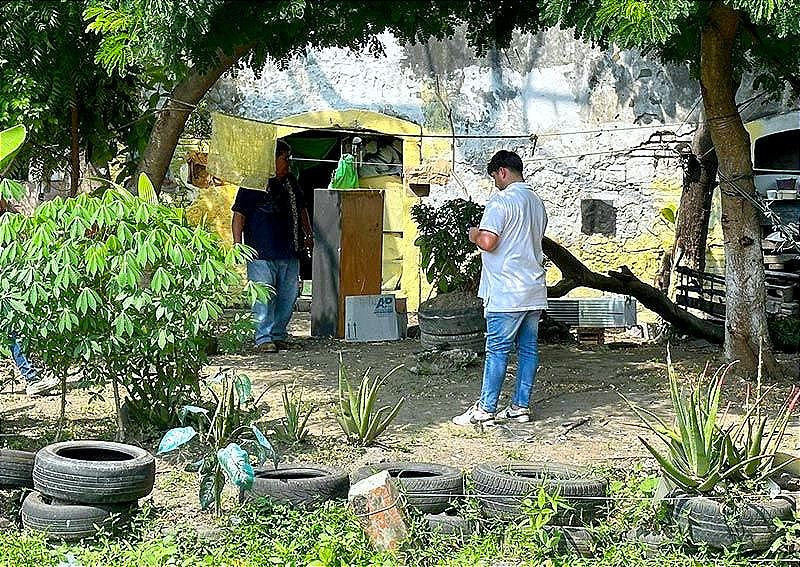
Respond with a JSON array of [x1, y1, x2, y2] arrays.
[[392, 490, 799, 503]]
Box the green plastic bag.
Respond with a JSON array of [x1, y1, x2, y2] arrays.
[[329, 154, 359, 189]]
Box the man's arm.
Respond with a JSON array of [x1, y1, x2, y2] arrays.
[[469, 227, 499, 252], [232, 212, 245, 244]]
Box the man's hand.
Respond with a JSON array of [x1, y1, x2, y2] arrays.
[[468, 226, 480, 243]]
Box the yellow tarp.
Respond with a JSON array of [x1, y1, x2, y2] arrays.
[[207, 113, 276, 190]]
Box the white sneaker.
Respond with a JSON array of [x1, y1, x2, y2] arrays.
[[452, 403, 495, 426], [26, 376, 61, 397], [495, 405, 531, 423]]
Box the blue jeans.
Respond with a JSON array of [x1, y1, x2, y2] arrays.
[[9, 337, 37, 382], [247, 259, 299, 345], [479, 310, 541, 413]]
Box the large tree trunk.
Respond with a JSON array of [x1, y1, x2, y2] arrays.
[[544, 237, 724, 344], [700, 3, 777, 375], [136, 48, 250, 190]]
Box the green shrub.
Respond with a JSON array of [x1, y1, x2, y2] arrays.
[[0, 180, 270, 434], [411, 199, 484, 294]]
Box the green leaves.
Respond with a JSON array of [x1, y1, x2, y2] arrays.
[[0, 125, 27, 200], [0, 124, 26, 171], [410, 199, 483, 294], [157, 426, 198, 454], [216, 443, 254, 489], [335, 355, 405, 446]]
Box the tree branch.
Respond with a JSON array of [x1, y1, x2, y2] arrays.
[[543, 237, 724, 344]]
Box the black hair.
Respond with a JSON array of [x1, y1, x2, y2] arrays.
[[487, 150, 523, 176], [276, 139, 292, 157]]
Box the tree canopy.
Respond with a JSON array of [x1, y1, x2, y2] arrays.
[[0, 1, 148, 186]]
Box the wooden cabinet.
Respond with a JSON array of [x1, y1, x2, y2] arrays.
[[311, 189, 384, 337]]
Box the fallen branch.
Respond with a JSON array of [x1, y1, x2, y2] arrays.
[[543, 237, 724, 344]]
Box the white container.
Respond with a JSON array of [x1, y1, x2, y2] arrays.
[[767, 189, 778, 200]]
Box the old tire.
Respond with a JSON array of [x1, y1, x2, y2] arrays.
[[548, 526, 594, 557], [33, 441, 155, 504], [21, 491, 134, 541], [418, 309, 485, 336], [471, 462, 608, 525], [425, 512, 474, 536], [242, 463, 349, 508], [0, 449, 35, 489], [351, 462, 464, 514], [420, 331, 485, 353], [672, 494, 794, 551]]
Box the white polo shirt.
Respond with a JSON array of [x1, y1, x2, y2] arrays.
[[477, 181, 548, 312]]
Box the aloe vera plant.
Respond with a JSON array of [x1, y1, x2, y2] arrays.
[[622, 349, 799, 494], [335, 355, 405, 446]]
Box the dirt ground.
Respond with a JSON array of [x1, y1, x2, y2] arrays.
[[2, 313, 800, 529]]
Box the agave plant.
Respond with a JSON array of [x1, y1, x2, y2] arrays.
[[275, 383, 315, 443], [335, 355, 405, 446], [621, 349, 799, 494]]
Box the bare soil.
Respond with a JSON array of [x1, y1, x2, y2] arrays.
[[2, 313, 799, 530]]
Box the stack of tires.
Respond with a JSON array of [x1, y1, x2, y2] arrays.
[[472, 462, 609, 557], [418, 309, 486, 353], [22, 441, 155, 541], [351, 462, 470, 535], [0, 449, 36, 490]]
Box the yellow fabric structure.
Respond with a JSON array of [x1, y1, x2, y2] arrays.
[[185, 183, 240, 245], [207, 113, 276, 190]]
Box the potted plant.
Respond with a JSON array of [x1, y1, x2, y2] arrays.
[[411, 198, 486, 352], [622, 351, 799, 552]]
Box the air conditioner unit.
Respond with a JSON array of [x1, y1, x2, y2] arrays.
[[546, 296, 637, 328]]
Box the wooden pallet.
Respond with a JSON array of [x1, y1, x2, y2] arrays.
[[575, 327, 605, 345]]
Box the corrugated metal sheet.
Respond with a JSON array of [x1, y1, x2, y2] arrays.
[[547, 296, 637, 328]]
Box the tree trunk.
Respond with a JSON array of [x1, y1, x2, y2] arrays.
[[674, 110, 717, 273], [69, 94, 80, 197], [700, 3, 777, 375], [136, 48, 250, 190], [544, 237, 724, 344]]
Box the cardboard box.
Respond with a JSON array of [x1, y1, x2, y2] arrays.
[[344, 295, 406, 342]]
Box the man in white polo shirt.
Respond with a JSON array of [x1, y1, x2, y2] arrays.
[[453, 150, 548, 426]]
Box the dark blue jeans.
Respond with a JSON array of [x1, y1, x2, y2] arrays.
[[479, 310, 541, 413]]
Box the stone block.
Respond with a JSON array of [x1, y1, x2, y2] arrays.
[[348, 470, 409, 551]]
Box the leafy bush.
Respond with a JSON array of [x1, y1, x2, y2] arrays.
[[0, 178, 270, 433], [335, 356, 404, 446], [157, 368, 276, 514], [411, 199, 484, 294]]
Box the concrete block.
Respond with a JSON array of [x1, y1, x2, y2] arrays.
[[348, 470, 409, 551]]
